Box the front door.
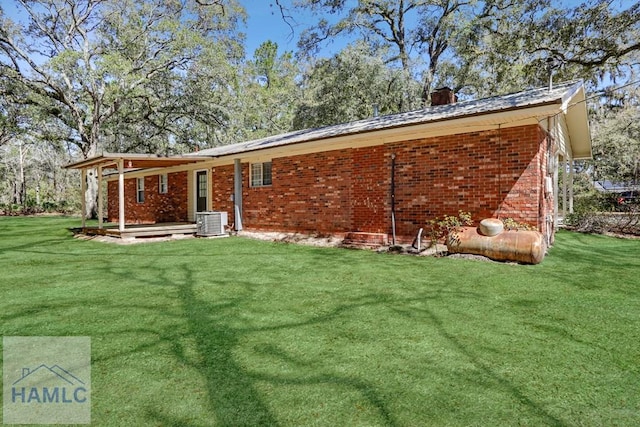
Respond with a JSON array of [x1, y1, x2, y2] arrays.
[[196, 170, 208, 212]]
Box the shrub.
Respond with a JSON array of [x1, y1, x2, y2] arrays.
[[501, 218, 536, 231], [564, 211, 608, 234], [564, 207, 640, 236], [42, 201, 58, 212], [9, 204, 23, 215], [426, 211, 473, 254]]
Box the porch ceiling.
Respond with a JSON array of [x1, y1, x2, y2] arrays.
[[64, 152, 210, 170]]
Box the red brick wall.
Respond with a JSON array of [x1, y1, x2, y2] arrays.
[[211, 165, 235, 224], [237, 124, 551, 242], [387, 125, 550, 239], [107, 171, 188, 224], [352, 146, 388, 233], [241, 150, 354, 233], [538, 127, 555, 244], [108, 124, 555, 243]]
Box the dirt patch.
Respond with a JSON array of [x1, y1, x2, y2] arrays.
[[237, 230, 344, 247], [447, 253, 496, 262], [72, 228, 503, 263], [237, 230, 455, 257], [72, 233, 197, 245]]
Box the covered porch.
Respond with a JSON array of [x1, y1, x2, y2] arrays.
[[65, 153, 208, 238]]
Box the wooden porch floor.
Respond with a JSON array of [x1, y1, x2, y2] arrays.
[[78, 222, 197, 239]]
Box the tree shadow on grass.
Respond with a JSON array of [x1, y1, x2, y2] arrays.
[[549, 231, 640, 269], [390, 292, 568, 427], [170, 266, 280, 426], [4, 230, 580, 426], [90, 256, 563, 426], [0, 237, 74, 255], [161, 263, 405, 426]]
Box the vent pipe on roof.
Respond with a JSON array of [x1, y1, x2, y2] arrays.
[[547, 57, 555, 91], [546, 56, 563, 91]]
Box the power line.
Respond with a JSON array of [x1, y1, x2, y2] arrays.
[[583, 78, 640, 103]]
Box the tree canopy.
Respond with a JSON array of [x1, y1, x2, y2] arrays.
[[591, 84, 640, 187], [0, 0, 639, 213], [0, 0, 245, 158], [286, 0, 640, 101], [0, 0, 245, 215]]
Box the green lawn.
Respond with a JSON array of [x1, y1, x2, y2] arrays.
[[1, 216, 639, 426]]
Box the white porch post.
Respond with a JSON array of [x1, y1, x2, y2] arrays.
[[562, 158, 568, 218], [118, 159, 125, 232], [97, 165, 103, 229], [81, 169, 87, 228], [234, 159, 243, 231], [569, 158, 574, 214], [553, 154, 559, 230]]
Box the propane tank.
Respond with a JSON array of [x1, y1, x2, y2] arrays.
[[447, 226, 546, 264]]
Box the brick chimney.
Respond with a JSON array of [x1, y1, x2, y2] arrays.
[[430, 87, 457, 106]]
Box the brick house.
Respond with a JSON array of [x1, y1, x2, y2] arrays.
[[66, 81, 591, 246]]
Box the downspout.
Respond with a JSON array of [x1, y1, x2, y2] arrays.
[[390, 153, 397, 245], [546, 116, 558, 247]]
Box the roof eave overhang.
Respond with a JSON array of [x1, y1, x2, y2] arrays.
[[199, 102, 566, 164], [562, 85, 592, 160], [64, 152, 211, 170]]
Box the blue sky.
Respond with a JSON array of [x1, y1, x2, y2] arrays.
[[240, 1, 349, 58], [241, 2, 301, 55]]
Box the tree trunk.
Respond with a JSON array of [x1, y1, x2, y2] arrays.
[[12, 182, 19, 205], [52, 169, 58, 203], [81, 135, 99, 219], [18, 141, 26, 207], [85, 167, 98, 219], [421, 75, 433, 107]]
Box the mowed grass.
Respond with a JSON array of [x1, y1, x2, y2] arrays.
[[1, 216, 639, 426]]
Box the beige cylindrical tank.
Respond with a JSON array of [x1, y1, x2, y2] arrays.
[[447, 227, 546, 264]]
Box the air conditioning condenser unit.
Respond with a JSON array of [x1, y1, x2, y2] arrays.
[[196, 211, 228, 236]]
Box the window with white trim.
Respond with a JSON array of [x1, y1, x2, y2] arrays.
[[136, 177, 145, 203], [251, 161, 272, 187], [159, 174, 168, 194]]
